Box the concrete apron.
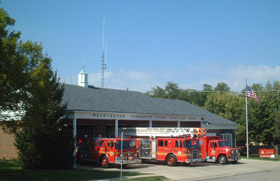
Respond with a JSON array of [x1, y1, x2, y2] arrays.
[[77, 159, 280, 181]]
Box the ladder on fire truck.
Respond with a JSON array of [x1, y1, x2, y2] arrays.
[[119, 127, 206, 138]]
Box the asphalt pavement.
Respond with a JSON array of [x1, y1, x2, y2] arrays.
[[79, 159, 280, 180]]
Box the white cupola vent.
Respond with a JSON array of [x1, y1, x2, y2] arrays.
[[78, 69, 88, 88]]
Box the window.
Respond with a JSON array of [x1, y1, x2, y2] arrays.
[[184, 139, 200, 149], [220, 133, 233, 147], [218, 141, 229, 147], [210, 142, 217, 148], [129, 141, 136, 149], [158, 140, 163, 147], [176, 140, 182, 148], [165, 140, 168, 147], [108, 141, 114, 148], [115, 141, 129, 150], [184, 140, 192, 148], [99, 140, 104, 147]]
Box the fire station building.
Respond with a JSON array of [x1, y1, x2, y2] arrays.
[[63, 70, 237, 148], [0, 70, 238, 159]]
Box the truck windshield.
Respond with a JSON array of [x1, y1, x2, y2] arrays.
[[115, 140, 136, 150], [184, 139, 200, 149], [218, 141, 229, 147]]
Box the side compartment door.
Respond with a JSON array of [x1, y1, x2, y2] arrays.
[[199, 137, 207, 159], [156, 139, 165, 160], [152, 139, 157, 159], [140, 139, 151, 159]]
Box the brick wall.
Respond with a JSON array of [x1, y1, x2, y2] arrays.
[[0, 127, 18, 159]]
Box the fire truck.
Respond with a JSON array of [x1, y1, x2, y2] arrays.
[[199, 136, 240, 164], [77, 137, 141, 168], [119, 127, 205, 166]]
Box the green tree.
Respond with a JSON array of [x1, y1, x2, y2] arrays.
[[15, 63, 73, 169], [0, 8, 27, 120], [178, 90, 207, 107], [146, 85, 166, 98], [146, 79, 280, 146], [204, 91, 244, 145], [147, 82, 181, 100], [165, 82, 180, 99], [214, 82, 230, 92], [203, 84, 213, 91], [147, 82, 210, 107], [204, 92, 243, 121], [237, 81, 280, 146], [0, 8, 73, 169], [0, 8, 47, 124], [247, 81, 280, 145], [272, 81, 280, 144], [251, 84, 263, 91]]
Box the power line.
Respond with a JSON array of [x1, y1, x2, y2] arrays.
[[181, 90, 280, 93]]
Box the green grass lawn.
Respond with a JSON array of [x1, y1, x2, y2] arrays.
[[0, 159, 149, 181]]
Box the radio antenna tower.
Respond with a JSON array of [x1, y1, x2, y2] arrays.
[[101, 16, 107, 88]]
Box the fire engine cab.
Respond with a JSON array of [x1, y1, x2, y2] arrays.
[[199, 136, 240, 164], [120, 127, 205, 166], [77, 137, 141, 168]]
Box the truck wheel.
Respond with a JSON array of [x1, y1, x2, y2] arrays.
[[218, 155, 227, 164], [166, 154, 177, 166], [100, 156, 109, 168]]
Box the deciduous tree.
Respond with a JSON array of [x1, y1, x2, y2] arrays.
[[0, 8, 73, 169]]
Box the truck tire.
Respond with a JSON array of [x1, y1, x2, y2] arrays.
[[166, 154, 177, 166], [218, 155, 227, 164], [100, 156, 109, 168]]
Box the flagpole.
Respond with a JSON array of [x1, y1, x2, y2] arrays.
[[245, 79, 249, 158]]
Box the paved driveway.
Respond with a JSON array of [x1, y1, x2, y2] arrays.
[[88, 159, 280, 180]]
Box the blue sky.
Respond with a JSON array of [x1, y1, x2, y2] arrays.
[[2, 0, 280, 92]]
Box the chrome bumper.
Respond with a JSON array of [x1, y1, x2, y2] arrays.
[[186, 158, 203, 163], [228, 156, 240, 162], [115, 158, 142, 165]]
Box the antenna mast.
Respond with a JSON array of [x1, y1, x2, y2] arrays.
[[101, 17, 107, 88]]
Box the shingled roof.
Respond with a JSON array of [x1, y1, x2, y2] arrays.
[[62, 84, 236, 125]]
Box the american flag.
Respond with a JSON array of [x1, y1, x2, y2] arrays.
[[246, 85, 259, 102]]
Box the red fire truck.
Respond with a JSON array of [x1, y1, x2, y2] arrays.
[[199, 136, 240, 164], [120, 127, 205, 166], [77, 137, 141, 168]]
